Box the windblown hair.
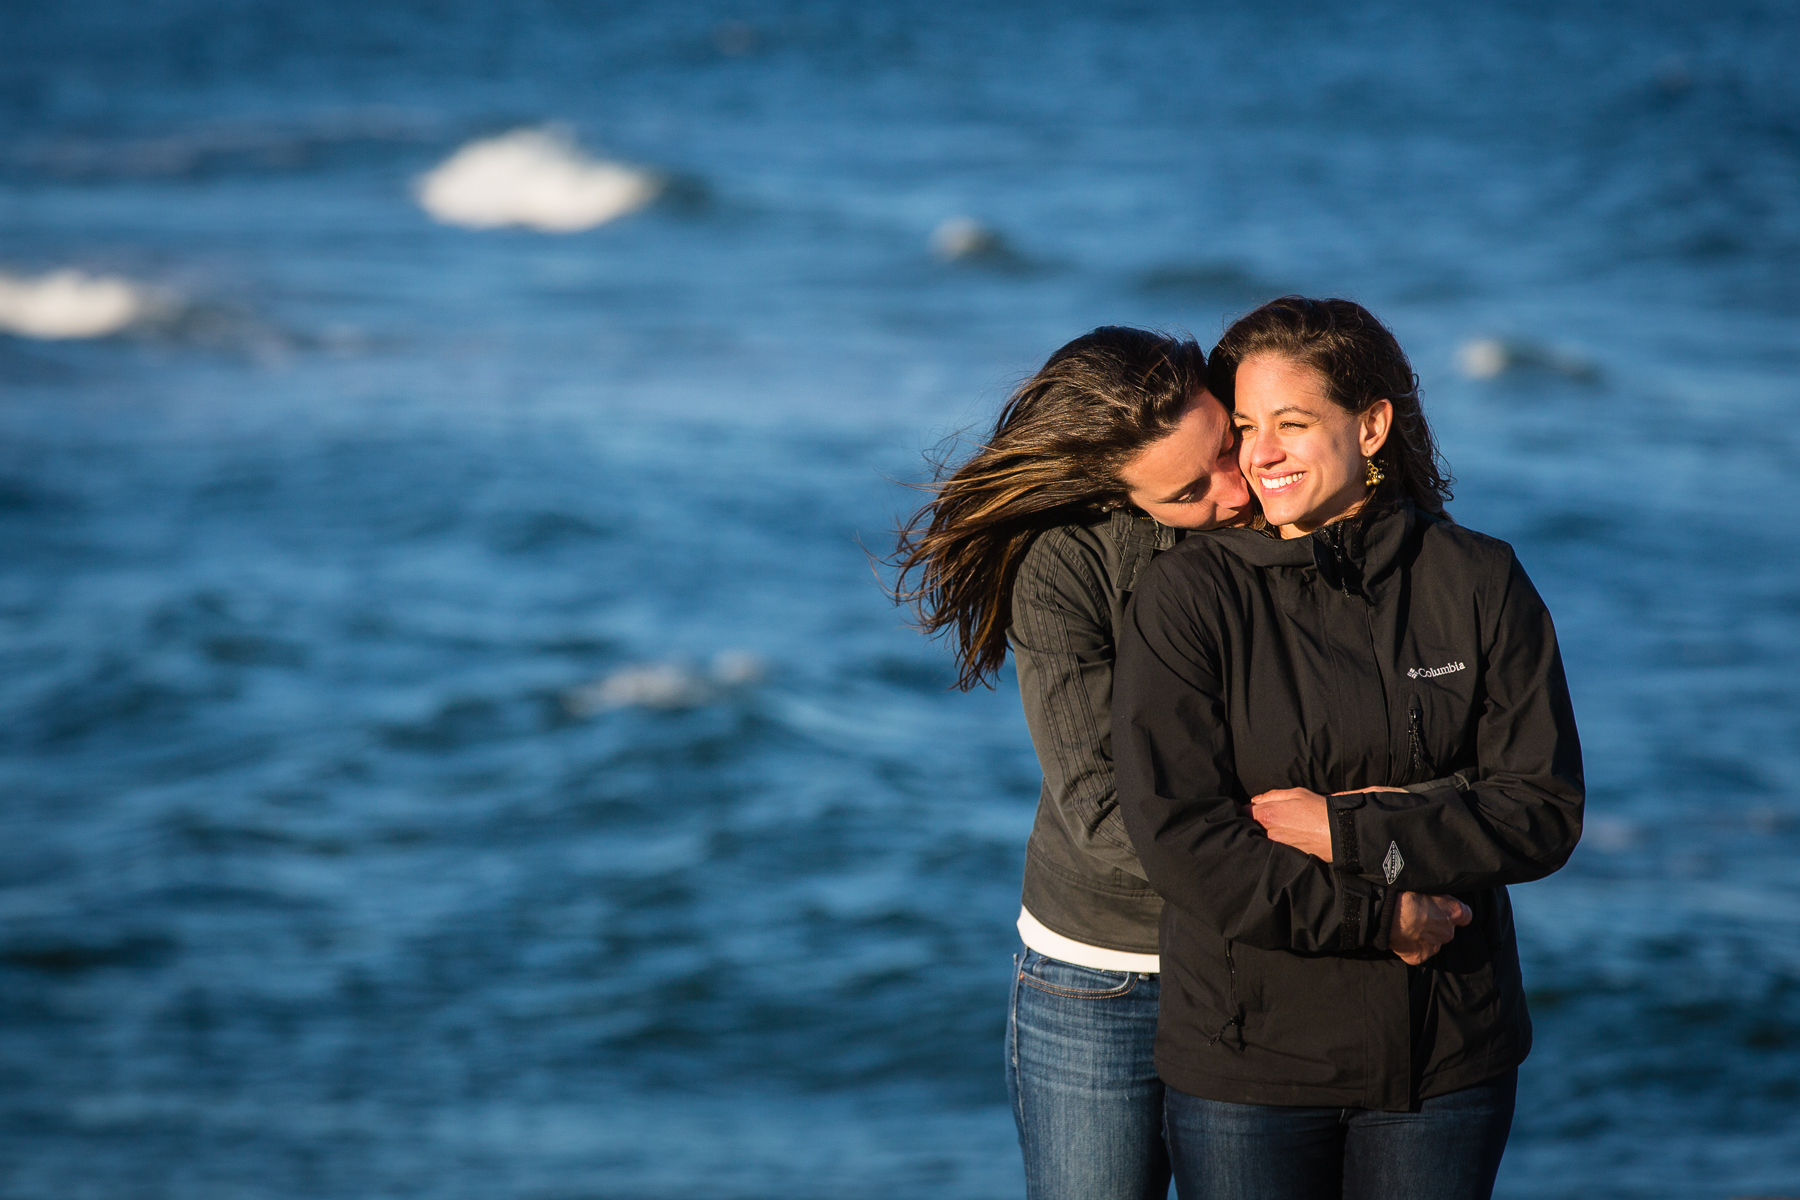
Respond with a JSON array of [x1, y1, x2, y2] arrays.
[[891, 327, 1206, 690], [1207, 296, 1453, 520]]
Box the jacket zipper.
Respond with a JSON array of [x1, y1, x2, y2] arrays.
[[1209, 940, 1246, 1049], [1407, 695, 1434, 781]]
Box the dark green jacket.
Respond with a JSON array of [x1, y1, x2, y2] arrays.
[[1010, 507, 1185, 956]]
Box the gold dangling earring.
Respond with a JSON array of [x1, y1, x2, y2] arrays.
[[1364, 457, 1385, 487]]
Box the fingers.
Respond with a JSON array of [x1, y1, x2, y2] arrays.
[[1396, 939, 1446, 966], [1420, 904, 1460, 943], [1258, 786, 1410, 802], [1399, 936, 1449, 965], [1423, 895, 1473, 926], [1390, 892, 1464, 965], [1245, 796, 1296, 826]]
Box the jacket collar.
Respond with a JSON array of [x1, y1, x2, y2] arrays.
[[1211, 500, 1419, 595], [1109, 507, 1187, 593]]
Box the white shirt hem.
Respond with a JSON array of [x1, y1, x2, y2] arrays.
[[1017, 906, 1160, 975]]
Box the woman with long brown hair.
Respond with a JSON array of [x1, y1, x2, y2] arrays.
[[892, 326, 1251, 1199]]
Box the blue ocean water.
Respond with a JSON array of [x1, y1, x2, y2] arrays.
[[2, 2, 1799, 1196]]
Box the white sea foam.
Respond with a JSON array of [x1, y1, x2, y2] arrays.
[[707, 651, 765, 687], [1456, 338, 1511, 380], [1583, 816, 1642, 854], [1456, 337, 1600, 382], [0, 270, 156, 339], [416, 129, 662, 233], [563, 652, 766, 715], [569, 664, 712, 712], [930, 216, 1005, 262]]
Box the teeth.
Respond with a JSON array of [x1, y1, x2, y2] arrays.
[[1261, 472, 1303, 490]]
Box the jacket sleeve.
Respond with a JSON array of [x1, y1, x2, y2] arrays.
[[1113, 555, 1395, 954], [1009, 526, 1150, 881], [1332, 551, 1585, 893]]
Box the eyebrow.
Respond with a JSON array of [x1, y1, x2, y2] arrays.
[[1233, 404, 1321, 420]]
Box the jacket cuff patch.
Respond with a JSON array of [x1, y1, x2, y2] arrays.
[[1329, 791, 1364, 875]]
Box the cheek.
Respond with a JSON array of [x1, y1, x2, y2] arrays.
[[1301, 432, 1349, 476]]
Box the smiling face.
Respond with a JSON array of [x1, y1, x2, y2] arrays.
[[1117, 390, 1251, 529], [1232, 353, 1392, 538]]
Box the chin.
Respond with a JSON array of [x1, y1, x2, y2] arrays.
[[1257, 501, 1301, 528], [1259, 489, 1319, 530]]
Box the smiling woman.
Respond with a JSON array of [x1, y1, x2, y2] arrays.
[[1207, 298, 1455, 537], [1113, 297, 1585, 1200], [1233, 353, 1391, 535]]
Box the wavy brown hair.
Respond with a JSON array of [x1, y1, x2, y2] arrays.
[[1207, 296, 1453, 519], [890, 327, 1207, 690]]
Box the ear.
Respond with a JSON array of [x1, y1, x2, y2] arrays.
[[1359, 400, 1394, 458]]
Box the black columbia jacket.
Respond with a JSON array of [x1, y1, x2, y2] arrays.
[[1113, 501, 1583, 1111]]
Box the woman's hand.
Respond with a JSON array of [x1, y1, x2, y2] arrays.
[[1245, 785, 1414, 861], [1244, 789, 1332, 861], [1388, 893, 1471, 965], [1246, 791, 1470, 962]]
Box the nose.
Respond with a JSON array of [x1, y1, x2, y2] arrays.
[[1242, 428, 1284, 473]]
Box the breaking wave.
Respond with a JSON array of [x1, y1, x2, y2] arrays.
[[416, 128, 663, 233], [0, 270, 164, 340], [930, 217, 1004, 261], [1456, 337, 1601, 382], [563, 652, 765, 714]]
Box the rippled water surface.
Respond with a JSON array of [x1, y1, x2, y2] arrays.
[[3, 3, 1800, 1197]]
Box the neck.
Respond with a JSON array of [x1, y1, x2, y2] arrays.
[[1279, 492, 1370, 540]]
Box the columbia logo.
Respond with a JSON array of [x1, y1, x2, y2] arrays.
[[1382, 841, 1405, 885], [1407, 661, 1466, 680]]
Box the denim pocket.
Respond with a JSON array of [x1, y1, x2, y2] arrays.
[[1017, 950, 1139, 999]]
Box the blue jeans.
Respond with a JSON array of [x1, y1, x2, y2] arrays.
[[1163, 1069, 1517, 1200], [1007, 947, 1171, 1200]]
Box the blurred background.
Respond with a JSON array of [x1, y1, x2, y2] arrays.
[[2, 2, 1798, 1197]]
